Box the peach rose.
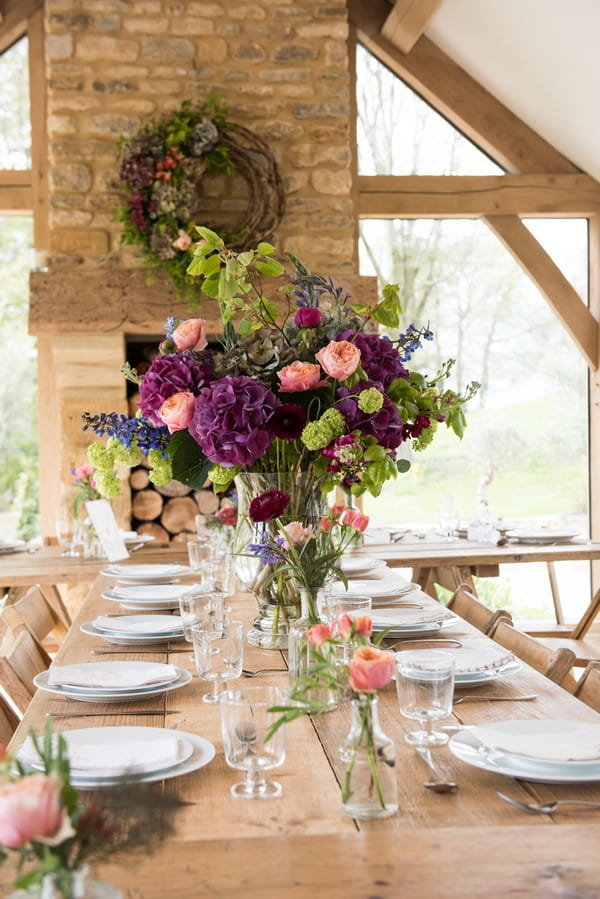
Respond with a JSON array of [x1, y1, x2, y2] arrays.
[[342, 509, 370, 533], [0, 775, 71, 849], [158, 391, 196, 433], [282, 521, 313, 547], [353, 615, 373, 637], [172, 229, 192, 251], [348, 645, 396, 694], [277, 361, 328, 393], [315, 340, 361, 381], [308, 623, 333, 646], [172, 317, 208, 352]]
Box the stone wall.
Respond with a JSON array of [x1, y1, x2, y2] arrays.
[[44, 0, 357, 272]]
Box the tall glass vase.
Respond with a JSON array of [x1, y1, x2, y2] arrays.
[[234, 472, 329, 649], [339, 696, 398, 820], [288, 587, 337, 714]]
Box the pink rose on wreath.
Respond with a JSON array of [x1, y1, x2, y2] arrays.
[[172, 229, 192, 251], [315, 340, 361, 381], [0, 774, 73, 850], [277, 361, 329, 393], [172, 317, 208, 352], [158, 391, 196, 433], [348, 646, 396, 694], [282, 521, 313, 548], [341, 508, 370, 532]]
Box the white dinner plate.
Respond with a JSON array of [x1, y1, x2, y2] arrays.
[[81, 621, 186, 645], [331, 577, 416, 598], [19, 726, 214, 786], [93, 614, 184, 634], [44, 660, 181, 692], [369, 607, 454, 629], [376, 618, 458, 637], [340, 556, 386, 575], [449, 720, 600, 783], [33, 667, 192, 703], [101, 563, 191, 584], [105, 584, 195, 601], [453, 660, 522, 686], [505, 529, 580, 545]]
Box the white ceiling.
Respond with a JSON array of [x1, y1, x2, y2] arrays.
[[427, 0, 600, 180]]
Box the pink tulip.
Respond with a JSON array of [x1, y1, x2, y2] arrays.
[[308, 623, 333, 646], [341, 509, 370, 532], [348, 646, 396, 694], [277, 361, 328, 393], [337, 613, 353, 638], [158, 391, 196, 434], [0, 775, 68, 849], [315, 340, 361, 381], [353, 615, 373, 637], [319, 516, 334, 532], [172, 317, 208, 352], [331, 504, 346, 518]]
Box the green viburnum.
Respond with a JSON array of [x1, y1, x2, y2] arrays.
[[87, 442, 116, 471], [357, 387, 384, 414], [93, 469, 122, 499], [319, 408, 346, 438], [301, 420, 333, 451], [209, 463, 240, 493], [111, 440, 144, 467], [147, 449, 173, 486]]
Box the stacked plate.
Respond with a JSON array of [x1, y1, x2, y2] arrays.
[[366, 606, 456, 637], [18, 726, 215, 788], [434, 645, 520, 687], [449, 719, 600, 783], [81, 613, 185, 645], [101, 563, 192, 584], [340, 555, 387, 577], [34, 660, 192, 702], [102, 583, 195, 611], [505, 529, 580, 545], [331, 573, 423, 605], [0, 539, 27, 555], [119, 531, 156, 546]]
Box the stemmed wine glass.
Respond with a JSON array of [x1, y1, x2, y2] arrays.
[[395, 650, 455, 746], [56, 519, 78, 557], [220, 685, 287, 799], [191, 618, 244, 704]]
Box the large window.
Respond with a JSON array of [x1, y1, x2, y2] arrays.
[[357, 45, 591, 621]]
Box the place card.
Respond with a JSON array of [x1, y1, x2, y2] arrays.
[[85, 499, 128, 562]]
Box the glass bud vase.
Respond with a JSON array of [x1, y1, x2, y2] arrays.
[[339, 696, 398, 819], [288, 587, 337, 714], [9, 865, 122, 899]]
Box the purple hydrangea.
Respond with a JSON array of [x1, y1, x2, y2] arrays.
[[189, 376, 279, 467], [337, 330, 408, 389], [336, 379, 405, 450], [139, 353, 212, 426]]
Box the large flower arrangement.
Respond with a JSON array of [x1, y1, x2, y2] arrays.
[[83, 226, 479, 504]]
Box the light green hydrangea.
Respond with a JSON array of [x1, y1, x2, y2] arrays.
[[93, 469, 122, 499], [87, 442, 116, 471], [147, 449, 173, 486], [110, 438, 144, 467], [209, 464, 240, 493], [319, 408, 346, 438], [357, 387, 384, 414], [301, 420, 333, 451]]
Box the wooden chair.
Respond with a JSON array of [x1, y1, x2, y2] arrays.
[[446, 584, 513, 635], [488, 618, 576, 687], [573, 661, 600, 713], [0, 629, 49, 714], [529, 588, 600, 668], [0, 691, 19, 746], [3, 584, 70, 657]]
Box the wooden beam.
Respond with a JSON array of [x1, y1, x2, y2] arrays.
[[27, 8, 48, 252], [0, 0, 40, 55], [0, 170, 31, 186], [358, 174, 600, 218], [589, 215, 600, 595], [349, 0, 578, 174], [0, 185, 33, 211], [381, 0, 444, 54], [484, 215, 598, 369]]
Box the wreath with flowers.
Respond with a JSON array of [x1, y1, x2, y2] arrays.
[[116, 96, 285, 300]]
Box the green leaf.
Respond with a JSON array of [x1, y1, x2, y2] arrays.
[[364, 445, 386, 461], [350, 303, 371, 315], [255, 258, 285, 277], [260, 297, 278, 323], [257, 241, 275, 256], [397, 458, 411, 473], [238, 317, 253, 334], [169, 430, 213, 490], [195, 225, 223, 246]]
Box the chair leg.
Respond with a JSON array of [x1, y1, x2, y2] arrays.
[[546, 562, 565, 626]]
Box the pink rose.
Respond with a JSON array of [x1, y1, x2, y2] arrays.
[[348, 646, 396, 694], [282, 521, 313, 547], [319, 516, 334, 532], [337, 613, 353, 638], [74, 462, 95, 480], [172, 318, 208, 352], [331, 504, 346, 518], [158, 391, 196, 433], [342, 509, 370, 532], [173, 229, 192, 251], [353, 615, 373, 637], [295, 307, 323, 329], [308, 623, 333, 646], [315, 340, 361, 381], [277, 361, 329, 393], [0, 775, 69, 849]]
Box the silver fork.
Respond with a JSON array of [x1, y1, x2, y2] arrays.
[[242, 667, 287, 678], [497, 791, 600, 814], [453, 694, 538, 704]]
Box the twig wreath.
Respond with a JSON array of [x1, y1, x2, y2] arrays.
[[116, 96, 285, 300]]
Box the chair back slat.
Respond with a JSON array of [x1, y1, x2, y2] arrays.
[[6, 585, 70, 655], [447, 584, 512, 635], [0, 692, 19, 746], [0, 629, 49, 714], [489, 619, 575, 685], [573, 661, 600, 713]]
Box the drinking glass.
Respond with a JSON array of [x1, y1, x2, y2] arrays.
[[395, 650, 455, 746], [438, 501, 460, 542], [191, 618, 244, 704], [179, 587, 225, 641], [326, 594, 372, 663], [187, 540, 211, 573], [220, 685, 287, 799], [55, 518, 78, 557]]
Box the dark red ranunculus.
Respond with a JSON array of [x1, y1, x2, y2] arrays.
[[268, 403, 307, 440], [295, 307, 324, 329], [249, 490, 290, 522]]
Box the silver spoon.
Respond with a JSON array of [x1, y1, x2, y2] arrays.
[[242, 667, 287, 677], [453, 694, 538, 704], [415, 747, 458, 793], [497, 791, 600, 814]]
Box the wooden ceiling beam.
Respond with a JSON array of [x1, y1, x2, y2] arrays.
[[484, 215, 598, 369], [349, 0, 578, 175], [381, 0, 444, 55], [0, 0, 41, 55], [358, 174, 600, 218]]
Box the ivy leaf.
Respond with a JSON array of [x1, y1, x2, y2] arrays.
[[169, 430, 212, 490], [372, 283, 402, 329]]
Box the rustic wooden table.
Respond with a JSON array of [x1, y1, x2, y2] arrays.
[[3, 575, 600, 897]]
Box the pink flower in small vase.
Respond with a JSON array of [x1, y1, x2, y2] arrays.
[[172, 317, 208, 352], [74, 462, 95, 480], [173, 229, 192, 251], [308, 623, 333, 646], [282, 521, 313, 548], [348, 646, 396, 694], [158, 391, 196, 433], [0, 774, 72, 850], [315, 340, 361, 381], [342, 509, 370, 532]]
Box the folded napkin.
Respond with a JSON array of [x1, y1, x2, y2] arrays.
[[369, 607, 452, 627], [48, 662, 178, 689], [472, 722, 600, 762], [93, 615, 183, 634], [451, 647, 515, 675], [20, 735, 185, 774]]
